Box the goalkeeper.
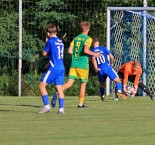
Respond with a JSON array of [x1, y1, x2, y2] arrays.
[[117, 60, 155, 101]]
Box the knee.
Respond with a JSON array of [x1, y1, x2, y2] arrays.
[[38, 82, 45, 89], [114, 77, 121, 83]]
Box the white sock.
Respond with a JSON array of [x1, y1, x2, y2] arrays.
[[117, 90, 121, 93], [59, 108, 64, 112], [45, 105, 50, 109], [78, 103, 83, 106]]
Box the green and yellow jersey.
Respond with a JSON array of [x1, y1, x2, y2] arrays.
[[70, 34, 92, 69]]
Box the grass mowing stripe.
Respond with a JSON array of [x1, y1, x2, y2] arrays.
[[0, 96, 155, 145]]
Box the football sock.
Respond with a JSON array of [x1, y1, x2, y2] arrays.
[[138, 82, 154, 98], [45, 104, 50, 109], [100, 87, 104, 96], [79, 97, 84, 106], [42, 94, 49, 105], [59, 108, 64, 113], [59, 98, 64, 108], [116, 82, 122, 93]]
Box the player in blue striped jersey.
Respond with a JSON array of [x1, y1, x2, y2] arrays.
[[38, 24, 65, 114], [91, 38, 127, 100]]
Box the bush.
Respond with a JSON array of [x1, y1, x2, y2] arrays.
[[0, 71, 100, 96]]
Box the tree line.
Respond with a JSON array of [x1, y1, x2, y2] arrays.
[[0, 0, 154, 96]]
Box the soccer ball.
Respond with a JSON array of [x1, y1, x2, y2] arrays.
[[126, 86, 134, 96]]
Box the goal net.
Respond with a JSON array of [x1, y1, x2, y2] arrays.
[[106, 7, 155, 96]]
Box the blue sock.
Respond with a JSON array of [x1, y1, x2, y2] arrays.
[[100, 87, 104, 96], [42, 94, 49, 105], [116, 82, 122, 92], [59, 98, 64, 108]]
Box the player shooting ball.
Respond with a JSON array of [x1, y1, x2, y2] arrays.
[[117, 60, 155, 101]]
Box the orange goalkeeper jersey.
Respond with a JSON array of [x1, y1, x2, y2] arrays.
[[118, 61, 142, 89]]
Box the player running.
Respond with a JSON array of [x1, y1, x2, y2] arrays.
[[51, 21, 100, 108]]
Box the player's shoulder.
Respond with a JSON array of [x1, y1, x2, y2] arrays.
[[138, 67, 143, 73], [101, 46, 107, 49], [99, 46, 109, 52], [52, 37, 64, 44], [76, 34, 91, 39]]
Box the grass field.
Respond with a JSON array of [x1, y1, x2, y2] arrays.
[[0, 95, 155, 145]]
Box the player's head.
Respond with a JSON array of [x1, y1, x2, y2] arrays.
[[46, 24, 57, 38], [134, 60, 141, 70], [92, 37, 100, 47], [79, 21, 91, 33]]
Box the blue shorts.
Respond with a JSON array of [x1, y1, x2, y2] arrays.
[[98, 66, 118, 83], [40, 69, 65, 85]]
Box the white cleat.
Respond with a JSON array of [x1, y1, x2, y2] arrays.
[[57, 108, 64, 114], [114, 98, 119, 101], [37, 107, 51, 114]]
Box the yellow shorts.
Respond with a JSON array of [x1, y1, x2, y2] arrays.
[[68, 68, 89, 82]]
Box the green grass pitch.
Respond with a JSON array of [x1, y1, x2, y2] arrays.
[[0, 95, 155, 145]]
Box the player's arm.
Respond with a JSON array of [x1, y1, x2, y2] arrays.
[[42, 40, 50, 56], [109, 54, 114, 66], [84, 37, 100, 57], [42, 51, 48, 56], [68, 46, 73, 54], [84, 45, 100, 57], [133, 70, 142, 95], [123, 68, 129, 93], [92, 56, 100, 72], [104, 47, 114, 66], [68, 40, 74, 54]]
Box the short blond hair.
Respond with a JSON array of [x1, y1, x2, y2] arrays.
[[79, 21, 91, 32], [135, 60, 141, 66]]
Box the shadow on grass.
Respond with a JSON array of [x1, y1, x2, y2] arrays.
[[0, 103, 41, 108]]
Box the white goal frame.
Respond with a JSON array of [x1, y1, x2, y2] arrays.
[[106, 7, 155, 96]]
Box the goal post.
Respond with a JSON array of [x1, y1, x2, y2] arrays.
[[106, 7, 155, 96]]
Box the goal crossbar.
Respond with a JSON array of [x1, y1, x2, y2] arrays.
[[107, 7, 155, 11]]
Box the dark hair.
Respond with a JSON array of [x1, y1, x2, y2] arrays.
[[92, 37, 100, 44], [46, 24, 57, 34]]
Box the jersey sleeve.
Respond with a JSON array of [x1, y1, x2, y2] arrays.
[[70, 40, 74, 47], [84, 37, 92, 48], [104, 47, 111, 55], [123, 66, 130, 87], [44, 40, 51, 53]]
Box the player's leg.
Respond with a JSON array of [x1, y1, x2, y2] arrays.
[[51, 68, 75, 107], [138, 80, 155, 101], [55, 85, 65, 114], [98, 70, 106, 101], [108, 69, 127, 100], [51, 87, 58, 108], [38, 82, 51, 113], [54, 70, 65, 113], [77, 68, 89, 108], [62, 67, 77, 91], [99, 82, 105, 101], [62, 79, 75, 91], [38, 70, 54, 113], [78, 82, 87, 108], [127, 76, 155, 100]]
